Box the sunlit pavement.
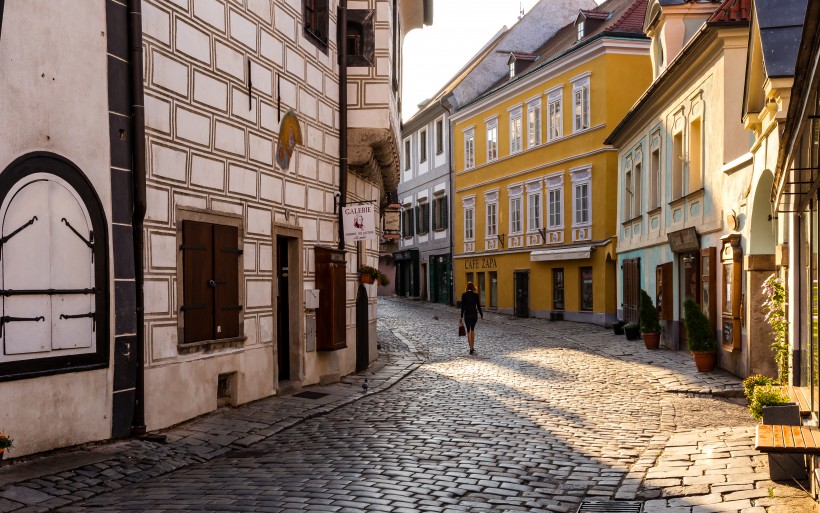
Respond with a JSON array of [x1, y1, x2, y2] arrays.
[[2, 298, 814, 512]]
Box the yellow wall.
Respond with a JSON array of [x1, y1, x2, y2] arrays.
[[452, 47, 651, 322]]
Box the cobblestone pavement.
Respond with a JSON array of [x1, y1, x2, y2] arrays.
[[0, 298, 814, 512]]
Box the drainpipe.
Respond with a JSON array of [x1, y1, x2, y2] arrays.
[[0, 0, 6, 42], [128, 0, 147, 436], [337, 0, 348, 251], [440, 94, 455, 305]]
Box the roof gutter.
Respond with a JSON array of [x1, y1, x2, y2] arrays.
[[128, 0, 147, 435]]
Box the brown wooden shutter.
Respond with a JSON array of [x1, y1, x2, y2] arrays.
[[182, 221, 214, 344], [214, 224, 241, 339], [622, 258, 640, 323], [441, 196, 449, 229]]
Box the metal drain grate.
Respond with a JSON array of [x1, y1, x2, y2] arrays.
[[293, 391, 330, 400], [576, 501, 644, 513]]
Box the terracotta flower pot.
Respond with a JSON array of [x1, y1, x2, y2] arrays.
[[642, 332, 660, 350], [360, 274, 374, 284], [692, 351, 716, 372]]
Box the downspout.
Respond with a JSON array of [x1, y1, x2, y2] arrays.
[[128, 0, 147, 436], [337, 0, 348, 251], [440, 94, 455, 305], [0, 0, 6, 42]]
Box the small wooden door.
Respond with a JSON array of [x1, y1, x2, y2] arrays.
[[355, 284, 369, 372], [276, 237, 290, 381], [514, 271, 529, 318]]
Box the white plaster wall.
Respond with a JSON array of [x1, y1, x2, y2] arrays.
[[0, 1, 114, 456]]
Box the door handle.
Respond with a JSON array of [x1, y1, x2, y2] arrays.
[[208, 280, 216, 287]]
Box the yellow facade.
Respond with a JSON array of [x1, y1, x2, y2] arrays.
[[452, 42, 651, 324]]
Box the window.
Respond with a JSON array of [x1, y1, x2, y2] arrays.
[[527, 101, 542, 148], [528, 191, 542, 231], [509, 61, 516, 79], [577, 20, 585, 40], [0, 156, 109, 379], [464, 206, 474, 240], [182, 221, 242, 344], [634, 160, 642, 216], [510, 196, 522, 234], [553, 268, 564, 310], [433, 195, 448, 231], [547, 185, 562, 229], [486, 120, 498, 162], [404, 138, 411, 171], [580, 267, 593, 311], [346, 9, 375, 67], [435, 118, 444, 155], [650, 145, 661, 209], [303, 0, 329, 51], [510, 109, 523, 154], [419, 128, 428, 164], [464, 129, 475, 169], [547, 89, 562, 142], [486, 201, 497, 237], [489, 272, 498, 307], [624, 161, 633, 220], [574, 181, 590, 225], [416, 202, 430, 234], [402, 207, 414, 238], [689, 117, 703, 192], [572, 76, 590, 132], [672, 131, 683, 199]]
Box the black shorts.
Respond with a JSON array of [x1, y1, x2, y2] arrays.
[[463, 316, 478, 332]]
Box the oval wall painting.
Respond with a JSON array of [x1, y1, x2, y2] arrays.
[[276, 110, 303, 171]]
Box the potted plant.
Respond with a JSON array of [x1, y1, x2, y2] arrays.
[[638, 289, 662, 350], [749, 385, 806, 480], [624, 322, 641, 340], [612, 320, 625, 335], [358, 265, 380, 284], [0, 432, 13, 460], [683, 298, 717, 371], [377, 272, 390, 286], [742, 374, 778, 401]]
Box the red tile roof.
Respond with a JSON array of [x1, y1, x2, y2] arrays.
[[707, 0, 751, 23], [609, 0, 650, 32]]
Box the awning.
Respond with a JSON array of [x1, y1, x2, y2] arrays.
[[530, 246, 593, 262]]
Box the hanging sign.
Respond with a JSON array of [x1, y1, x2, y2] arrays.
[[343, 204, 377, 241], [276, 110, 303, 170]]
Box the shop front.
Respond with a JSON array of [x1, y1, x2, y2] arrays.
[[393, 248, 419, 298]]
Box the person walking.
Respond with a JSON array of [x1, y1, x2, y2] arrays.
[[460, 282, 483, 354]]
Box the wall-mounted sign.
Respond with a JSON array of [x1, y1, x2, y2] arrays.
[[343, 203, 377, 241], [667, 227, 700, 253], [276, 110, 303, 170]]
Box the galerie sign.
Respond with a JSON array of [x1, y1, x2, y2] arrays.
[[343, 204, 377, 241]]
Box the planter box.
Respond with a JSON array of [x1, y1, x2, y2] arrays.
[[762, 404, 807, 480], [624, 326, 640, 340]]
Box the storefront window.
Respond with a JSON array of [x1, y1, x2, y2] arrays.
[[489, 272, 498, 308], [553, 268, 564, 310], [580, 267, 593, 311], [477, 272, 486, 307]]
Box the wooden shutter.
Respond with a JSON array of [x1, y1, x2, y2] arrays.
[[661, 262, 673, 320], [440, 196, 449, 229], [423, 203, 430, 233], [412, 206, 418, 234], [214, 224, 241, 339], [315, 247, 347, 350], [182, 221, 214, 344], [622, 258, 640, 323]]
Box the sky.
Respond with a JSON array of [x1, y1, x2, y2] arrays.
[[401, 0, 602, 122]]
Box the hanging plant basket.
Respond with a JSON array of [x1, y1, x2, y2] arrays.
[[360, 273, 374, 284]]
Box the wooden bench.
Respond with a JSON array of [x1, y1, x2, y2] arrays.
[[778, 386, 812, 415], [755, 424, 820, 454]]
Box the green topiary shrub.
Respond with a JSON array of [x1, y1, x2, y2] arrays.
[[683, 298, 717, 352], [638, 289, 662, 333], [742, 374, 777, 401], [749, 385, 790, 421]]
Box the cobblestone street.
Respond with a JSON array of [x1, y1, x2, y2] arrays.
[[1, 298, 814, 512]]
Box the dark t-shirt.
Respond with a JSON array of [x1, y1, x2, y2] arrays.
[[460, 291, 483, 319]]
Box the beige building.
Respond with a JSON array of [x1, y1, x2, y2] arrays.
[[0, 0, 430, 457]]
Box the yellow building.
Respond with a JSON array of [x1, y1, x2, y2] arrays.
[[451, 0, 652, 325]]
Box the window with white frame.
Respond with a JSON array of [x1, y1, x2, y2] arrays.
[[419, 128, 427, 163], [464, 206, 474, 240], [577, 20, 585, 40], [527, 100, 541, 148], [404, 138, 411, 170], [572, 75, 590, 132], [546, 175, 563, 229], [650, 134, 661, 209], [435, 118, 444, 155], [464, 128, 475, 169], [527, 190, 542, 232], [510, 108, 523, 154], [486, 119, 498, 162], [508, 185, 523, 235], [571, 167, 592, 226], [624, 157, 633, 220], [547, 88, 562, 142], [634, 152, 643, 216], [485, 191, 498, 237]]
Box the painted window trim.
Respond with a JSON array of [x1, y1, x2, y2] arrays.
[[508, 183, 524, 235], [486, 118, 499, 163], [435, 116, 445, 155], [547, 90, 563, 142], [403, 137, 412, 172], [509, 108, 523, 155], [570, 165, 592, 227], [571, 75, 591, 133], [463, 127, 476, 170], [419, 128, 428, 164], [527, 99, 542, 148], [527, 190, 542, 233]]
